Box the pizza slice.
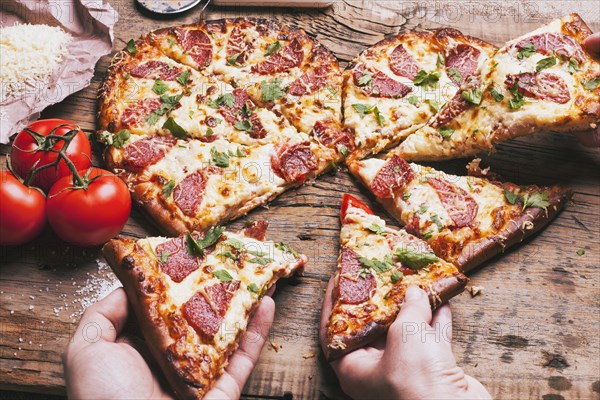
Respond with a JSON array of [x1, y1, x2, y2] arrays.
[[349, 156, 572, 272], [105, 133, 333, 236], [393, 13, 600, 161], [102, 221, 306, 399], [325, 194, 468, 359], [342, 29, 496, 161]]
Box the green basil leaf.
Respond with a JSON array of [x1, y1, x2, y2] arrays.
[[583, 77, 600, 91], [162, 117, 188, 138], [152, 78, 169, 95], [367, 223, 385, 235], [260, 78, 286, 102], [391, 270, 403, 284], [234, 120, 254, 132], [275, 242, 299, 258], [357, 71, 372, 86], [522, 191, 549, 210], [212, 269, 233, 282], [211, 147, 230, 168], [439, 126, 454, 139], [430, 214, 444, 231], [536, 55, 556, 72], [126, 39, 137, 54], [503, 186, 520, 205], [489, 87, 505, 102], [162, 179, 176, 197], [413, 70, 440, 90], [247, 283, 260, 293], [567, 58, 580, 75], [517, 42, 536, 60], [247, 257, 273, 265], [176, 70, 190, 87], [447, 67, 462, 83], [461, 87, 483, 105], [264, 41, 282, 57], [407, 95, 419, 106], [394, 248, 439, 270]]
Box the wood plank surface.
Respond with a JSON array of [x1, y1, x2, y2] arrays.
[[1, 1, 599, 399]]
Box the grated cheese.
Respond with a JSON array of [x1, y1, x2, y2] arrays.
[[0, 23, 72, 103]]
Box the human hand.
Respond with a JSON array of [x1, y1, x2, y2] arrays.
[[320, 281, 491, 400], [63, 287, 275, 400], [575, 33, 600, 147]]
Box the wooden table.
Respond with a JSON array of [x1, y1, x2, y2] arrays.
[[1, 1, 599, 399]]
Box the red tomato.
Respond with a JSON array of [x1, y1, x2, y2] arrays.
[[46, 168, 131, 246], [0, 170, 46, 246], [10, 119, 92, 192], [340, 194, 373, 221]]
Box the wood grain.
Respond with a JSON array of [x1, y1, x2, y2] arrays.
[[1, 1, 599, 399]]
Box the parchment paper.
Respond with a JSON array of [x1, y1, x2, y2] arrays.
[[0, 0, 118, 143]]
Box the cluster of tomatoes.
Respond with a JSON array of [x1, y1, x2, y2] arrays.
[[1, 119, 131, 247]]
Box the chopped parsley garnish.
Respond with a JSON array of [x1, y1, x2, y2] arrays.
[[567, 58, 580, 75], [407, 95, 419, 106], [247, 283, 260, 293], [206, 93, 235, 109], [275, 242, 299, 258], [152, 78, 169, 95], [425, 99, 442, 112], [576, 249, 585, 256], [247, 257, 274, 265], [242, 102, 253, 117], [359, 257, 392, 273], [503, 187, 520, 204], [126, 39, 137, 54], [536, 55, 557, 72], [260, 78, 286, 102], [413, 70, 440, 90], [447, 68, 462, 83], [583, 77, 600, 91], [489, 87, 505, 102], [186, 227, 226, 257], [430, 214, 444, 231], [461, 87, 483, 105], [205, 128, 214, 137], [146, 93, 184, 125], [162, 179, 176, 197], [212, 269, 234, 282], [517, 42, 536, 60], [99, 129, 131, 148], [234, 120, 254, 132], [351, 104, 385, 127], [226, 238, 245, 250], [176, 70, 191, 87], [422, 231, 434, 240], [339, 144, 349, 157], [367, 223, 385, 235], [418, 205, 429, 214], [391, 270, 403, 284], [436, 53, 445, 68], [216, 251, 237, 260], [227, 53, 241, 66], [394, 248, 439, 269], [162, 117, 187, 138], [521, 191, 549, 210], [210, 147, 230, 168], [327, 86, 338, 98], [264, 41, 282, 57], [247, 249, 267, 257], [439, 126, 454, 139], [508, 85, 525, 110], [159, 251, 169, 263], [357, 71, 372, 86]]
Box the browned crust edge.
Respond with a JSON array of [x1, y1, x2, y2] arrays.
[[456, 187, 573, 272], [326, 273, 467, 360], [101, 239, 200, 399]]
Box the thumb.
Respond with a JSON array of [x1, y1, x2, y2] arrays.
[[385, 286, 432, 353]]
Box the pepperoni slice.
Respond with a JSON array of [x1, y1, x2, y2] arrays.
[[403, 214, 421, 237], [248, 114, 267, 139], [287, 65, 330, 96], [430, 90, 472, 128], [370, 155, 415, 199], [123, 135, 177, 170], [338, 247, 375, 304], [173, 167, 222, 216], [504, 72, 570, 104], [129, 61, 182, 81], [428, 178, 478, 228], [389, 44, 420, 80], [513, 33, 585, 63], [243, 220, 269, 241], [121, 98, 162, 128], [271, 141, 318, 184], [251, 38, 304, 75], [218, 89, 254, 125], [175, 28, 213, 68], [445, 44, 481, 85], [311, 121, 355, 151], [183, 281, 240, 338], [155, 235, 203, 282], [226, 25, 252, 65], [353, 63, 411, 99]]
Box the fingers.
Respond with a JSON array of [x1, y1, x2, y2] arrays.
[[319, 277, 335, 355], [583, 32, 600, 55], [67, 288, 129, 354], [431, 304, 453, 345], [385, 286, 432, 353], [223, 296, 275, 391]]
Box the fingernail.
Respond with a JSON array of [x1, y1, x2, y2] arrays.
[[405, 285, 424, 300]]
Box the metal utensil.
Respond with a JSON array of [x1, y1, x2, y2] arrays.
[[136, 0, 210, 15]]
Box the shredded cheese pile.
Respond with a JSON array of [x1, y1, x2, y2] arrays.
[[0, 23, 72, 103]]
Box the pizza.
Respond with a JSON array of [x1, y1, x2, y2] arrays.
[[342, 28, 496, 161], [102, 221, 306, 399], [98, 18, 344, 235], [325, 194, 468, 359], [392, 13, 600, 161], [349, 156, 572, 272]]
